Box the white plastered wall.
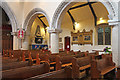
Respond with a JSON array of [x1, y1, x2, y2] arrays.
[[60, 14, 112, 52]]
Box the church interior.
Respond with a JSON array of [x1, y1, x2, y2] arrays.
[[0, 0, 120, 79]]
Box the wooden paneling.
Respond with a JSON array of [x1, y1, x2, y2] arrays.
[[2, 25, 13, 50]]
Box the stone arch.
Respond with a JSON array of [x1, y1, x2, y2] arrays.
[[1, 1, 19, 50], [51, 0, 117, 29], [23, 8, 50, 32], [1, 1, 18, 32], [22, 8, 50, 50]]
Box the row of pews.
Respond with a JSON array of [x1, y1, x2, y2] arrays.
[[2, 49, 120, 79]]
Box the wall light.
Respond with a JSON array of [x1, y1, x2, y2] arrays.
[[97, 17, 108, 25], [99, 18, 104, 23], [74, 22, 79, 30]]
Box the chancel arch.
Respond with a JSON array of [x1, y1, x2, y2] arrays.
[[23, 8, 50, 50]]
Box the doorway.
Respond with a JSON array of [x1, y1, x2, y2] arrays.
[[64, 36, 70, 51]]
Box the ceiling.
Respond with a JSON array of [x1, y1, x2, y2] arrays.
[[62, 2, 109, 24], [37, 2, 109, 27], [37, 14, 49, 27]]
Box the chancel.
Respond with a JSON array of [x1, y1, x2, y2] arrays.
[[1, 0, 120, 80], [35, 25, 43, 44]]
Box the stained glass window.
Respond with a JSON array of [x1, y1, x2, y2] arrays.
[[97, 26, 111, 45], [98, 27, 103, 45], [105, 27, 111, 45]]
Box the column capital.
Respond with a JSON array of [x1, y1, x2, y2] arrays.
[[48, 28, 62, 33], [11, 32, 17, 36], [108, 19, 120, 26]]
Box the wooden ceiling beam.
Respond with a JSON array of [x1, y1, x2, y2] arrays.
[[67, 10, 75, 30], [37, 16, 47, 32], [88, 2, 97, 26], [38, 16, 45, 19], [69, 2, 96, 10]]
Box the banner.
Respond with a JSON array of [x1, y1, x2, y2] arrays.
[[17, 29, 24, 39]]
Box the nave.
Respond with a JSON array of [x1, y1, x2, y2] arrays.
[[0, 0, 120, 80], [1, 49, 120, 79]]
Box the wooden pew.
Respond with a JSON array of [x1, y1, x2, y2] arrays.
[[87, 51, 99, 60], [35, 54, 49, 65], [91, 56, 116, 79], [56, 55, 74, 70], [68, 50, 75, 55], [22, 50, 36, 61], [2, 58, 19, 64], [48, 55, 60, 71], [117, 66, 120, 79], [42, 50, 51, 55], [2, 60, 33, 71], [74, 52, 87, 58], [22, 50, 30, 61], [25, 66, 72, 79], [72, 56, 92, 78], [2, 62, 50, 79], [30, 51, 41, 64], [2, 49, 9, 57], [74, 50, 81, 54], [59, 50, 75, 56], [101, 53, 112, 59], [12, 50, 23, 61]]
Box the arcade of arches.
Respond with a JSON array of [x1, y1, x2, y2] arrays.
[[1, 0, 120, 79]]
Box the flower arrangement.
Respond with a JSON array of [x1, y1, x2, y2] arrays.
[[104, 47, 112, 54]]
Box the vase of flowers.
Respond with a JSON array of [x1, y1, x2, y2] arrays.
[[104, 47, 112, 55]]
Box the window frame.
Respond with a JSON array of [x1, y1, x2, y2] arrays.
[[96, 23, 112, 45]]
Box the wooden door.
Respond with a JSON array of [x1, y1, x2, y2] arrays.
[[2, 25, 13, 50], [64, 36, 70, 51]]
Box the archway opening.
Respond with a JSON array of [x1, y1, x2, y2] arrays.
[[25, 13, 50, 50], [58, 2, 112, 52], [1, 7, 13, 50]]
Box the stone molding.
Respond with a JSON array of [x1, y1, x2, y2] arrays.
[[48, 28, 62, 33], [23, 8, 50, 31], [1, 1, 18, 32], [108, 20, 120, 26]]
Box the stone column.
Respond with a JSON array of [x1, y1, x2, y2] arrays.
[[11, 32, 19, 50], [22, 33, 30, 50], [48, 28, 62, 54], [22, 41, 29, 50], [108, 20, 120, 66]]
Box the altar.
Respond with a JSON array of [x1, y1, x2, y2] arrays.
[[31, 44, 48, 50], [30, 25, 48, 50]]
